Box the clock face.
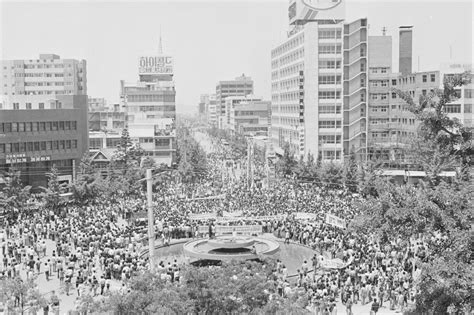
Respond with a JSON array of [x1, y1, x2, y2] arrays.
[[301, 0, 342, 10]]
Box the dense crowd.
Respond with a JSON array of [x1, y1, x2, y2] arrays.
[[0, 132, 430, 314]]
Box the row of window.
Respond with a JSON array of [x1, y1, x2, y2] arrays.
[[319, 135, 342, 144], [319, 105, 342, 114], [319, 75, 342, 85], [276, 48, 305, 68], [319, 91, 342, 99], [319, 120, 342, 128], [0, 121, 77, 133], [3, 90, 79, 96], [318, 29, 342, 39], [125, 94, 175, 102], [319, 60, 342, 69], [14, 73, 68, 77], [24, 82, 73, 86], [0, 140, 78, 154], [319, 44, 342, 54], [271, 34, 305, 58], [319, 150, 342, 160]]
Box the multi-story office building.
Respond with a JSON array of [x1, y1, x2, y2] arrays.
[[216, 75, 253, 128], [88, 97, 125, 132], [271, 0, 367, 161], [120, 44, 176, 166], [439, 63, 473, 131], [230, 100, 271, 136], [0, 54, 87, 97], [223, 95, 262, 129], [367, 29, 440, 163], [0, 94, 88, 189], [0, 54, 88, 189]]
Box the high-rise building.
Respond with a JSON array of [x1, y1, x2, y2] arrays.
[[0, 54, 88, 189], [271, 0, 368, 161], [216, 74, 253, 128], [0, 54, 87, 97], [120, 38, 176, 166]]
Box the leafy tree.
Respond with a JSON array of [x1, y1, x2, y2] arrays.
[[41, 165, 67, 215], [318, 162, 343, 189], [0, 277, 47, 314], [113, 128, 145, 169], [352, 72, 474, 314], [394, 71, 472, 185], [70, 154, 103, 205], [342, 149, 358, 192], [141, 156, 156, 169], [0, 168, 31, 221], [277, 143, 297, 177]]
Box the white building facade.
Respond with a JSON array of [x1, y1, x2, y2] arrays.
[[120, 44, 176, 166], [271, 0, 368, 161]]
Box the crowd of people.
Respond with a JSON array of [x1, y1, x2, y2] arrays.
[[0, 131, 432, 314]]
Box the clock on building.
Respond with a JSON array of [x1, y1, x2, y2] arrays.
[[301, 0, 342, 11]]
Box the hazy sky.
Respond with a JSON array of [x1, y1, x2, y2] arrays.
[[1, 0, 472, 113]]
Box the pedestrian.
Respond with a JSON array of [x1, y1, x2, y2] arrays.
[[371, 298, 380, 315]]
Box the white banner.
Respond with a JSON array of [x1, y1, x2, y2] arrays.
[[197, 225, 263, 235], [325, 213, 346, 229]]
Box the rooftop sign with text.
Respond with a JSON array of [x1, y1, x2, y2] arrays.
[[138, 56, 173, 75]]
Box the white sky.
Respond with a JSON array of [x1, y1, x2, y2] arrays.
[[1, 0, 473, 113]]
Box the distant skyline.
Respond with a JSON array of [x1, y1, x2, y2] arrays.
[[1, 0, 472, 113]]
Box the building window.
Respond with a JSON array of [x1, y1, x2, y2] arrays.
[[47, 141, 52, 150], [59, 140, 65, 150], [59, 121, 64, 130], [392, 92, 397, 99], [39, 122, 45, 131], [52, 141, 58, 150], [444, 104, 461, 113], [391, 79, 397, 86], [12, 123, 18, 132], [26, 103, 32, 109], [18, 122, 25, 132], [19, 143, 26, 152], [72, 121, 77, 130], [465, 89, 473, 98], [65, 121, 71, 130], [52, 121, 58, 131], [66, 140, 71, 149], [46, 122, 51, 131], [422, 75, 427, 82], [39, 103, 44, 109], [25, 122, 32, 132], [41, 141, 46, 151], [464, 104, 472, 113], [72, 140, 78, 149], [430, 74, 436, 82], [34, 142, 40, 151], [13, 103, 19, 110]]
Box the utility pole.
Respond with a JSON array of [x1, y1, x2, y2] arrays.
[[146, 169, 155, 270], [247, 138, 251, 189]]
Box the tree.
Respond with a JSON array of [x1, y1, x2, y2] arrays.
[[70, 154, 103, 205], [0, 277, 47, 314], [277, 143, 297, 177], [0, 167, 31, 222], [113, 128, 145, 169], [343, 149, 358, 192], [41, 165, 67, 215], [352, 72, 474, 314], [394, 71, 472, 185]]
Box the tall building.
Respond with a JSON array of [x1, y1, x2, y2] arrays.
[[120, 38, 176, 166], [216, 74, 253, 128], [0, 54, 87, 97], [271, 0, 368, 161], [0, 54, 88, 189]]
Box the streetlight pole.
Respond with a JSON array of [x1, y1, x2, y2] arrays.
[[146, 169, 155, 270]]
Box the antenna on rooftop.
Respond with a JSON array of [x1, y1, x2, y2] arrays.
[[382, 26, 387, 36]]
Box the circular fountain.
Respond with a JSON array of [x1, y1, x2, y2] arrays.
[[183, 236, 280, 262]]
